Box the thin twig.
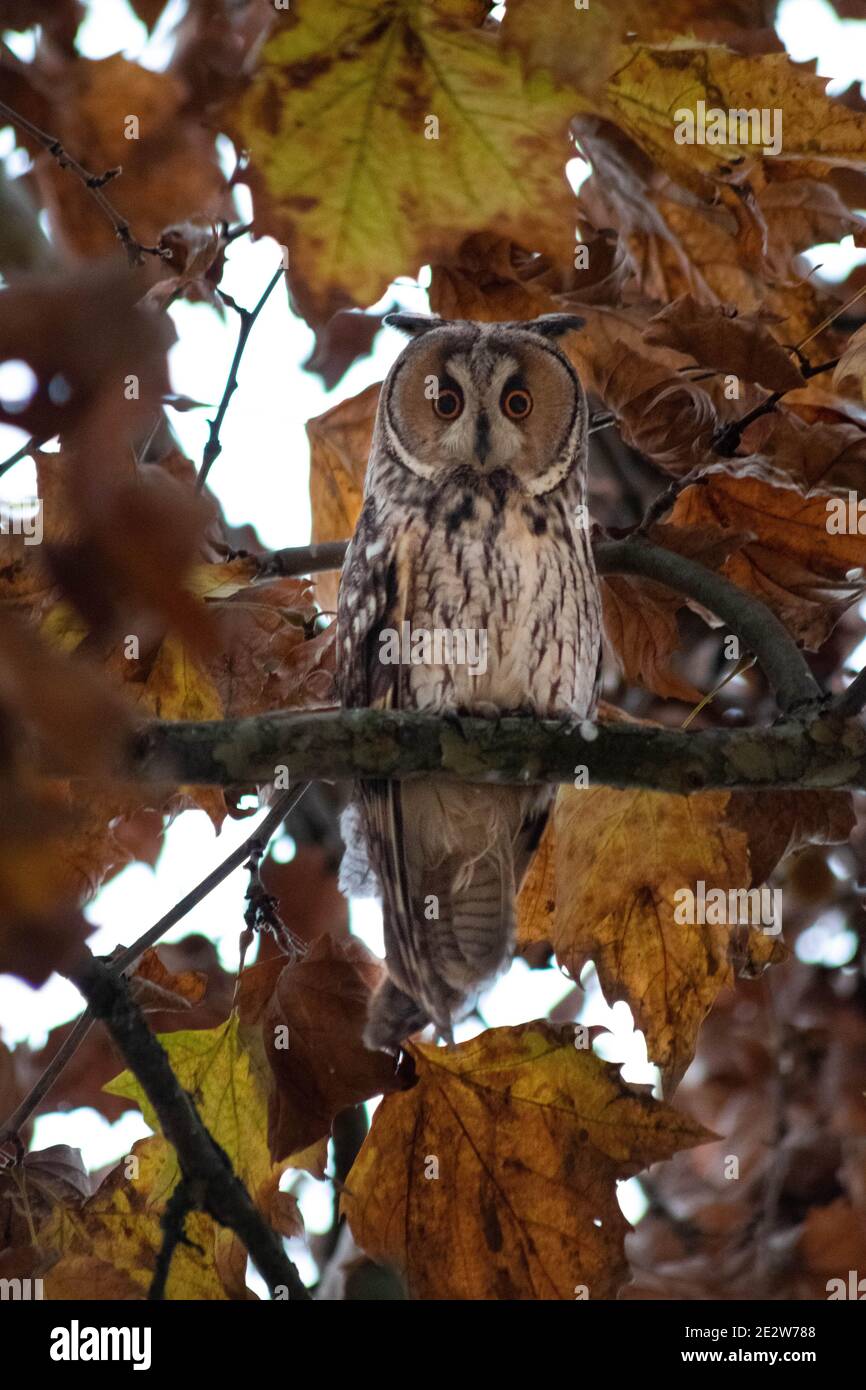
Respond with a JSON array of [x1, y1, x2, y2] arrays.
[[196, 265, 285, 493], [634, 467, 708, 535], [112, 783, 308, 975], [150, 1180, 200, 1300], [0, 434, 50, 480], [711, 356, 840, 458], [0, 785, 308, 1140], [0, 98, 169, 267]]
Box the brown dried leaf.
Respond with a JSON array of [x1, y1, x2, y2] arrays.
[[307, 384, 379, 611], [238, 937, 404, 1162], [669, 469, 866, 648], [644, 295, 804, 393]]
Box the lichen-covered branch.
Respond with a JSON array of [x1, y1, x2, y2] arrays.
[[130, 706, 866, 793]]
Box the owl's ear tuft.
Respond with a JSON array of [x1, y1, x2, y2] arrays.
[[384, 312, 445, 337], [524, 313, 586, 339]]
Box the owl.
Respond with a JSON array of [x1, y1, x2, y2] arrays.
[[337, 313, 602, 1051]]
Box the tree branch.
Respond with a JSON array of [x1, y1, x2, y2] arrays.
[[66, 946, 310, 1300], [594, 537, 821, 713], [130, 705, 866, 793], [0, 98, 168, 267]]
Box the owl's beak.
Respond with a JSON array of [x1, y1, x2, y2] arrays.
[[474, 410, 491, 466]]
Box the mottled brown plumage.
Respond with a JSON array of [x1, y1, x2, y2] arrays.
[[337, 313, 602, 1050]]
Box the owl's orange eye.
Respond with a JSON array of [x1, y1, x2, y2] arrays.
[[502, 388, 533, 420], [433, 388, 463, 420]]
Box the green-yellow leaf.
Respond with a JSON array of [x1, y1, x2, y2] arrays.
[[228, 0, 581, 324], [105, 1013, 272, 1198], [602, 43, 866, 197]]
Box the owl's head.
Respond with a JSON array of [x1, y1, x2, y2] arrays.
[[377, 313, 587, 496]]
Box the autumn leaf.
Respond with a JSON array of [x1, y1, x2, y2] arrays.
[[33, 55, 230, 258], [40, 1135, 256, 1300], [228, 0, 581, 325], [105, 1013, 274, 1200], [518, 756, 852, 1088], [304, 305, 396, 391], [601, 44, 866, 199], [669, 468, 866, 647], [0, 263, 174, 438], [833, 322, 866, 401], [644, 294, 805, 393], [238, 938, 403, 1161], [342, 1022, 710, 1299], [535, 784, 777, 1088], [501, 0, 626, 99], [601, 573, 703, 704], [307, 383, 380, 611]]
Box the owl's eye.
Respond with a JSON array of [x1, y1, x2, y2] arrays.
[[433, 387, 463, 420], [502, 388, 533, 420]]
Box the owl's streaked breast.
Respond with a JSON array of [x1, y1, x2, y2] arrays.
[[397, 487, 600, 719]]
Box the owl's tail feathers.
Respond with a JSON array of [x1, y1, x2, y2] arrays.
[[364, 979, 432, 1053], [431, 850, 515, 994]]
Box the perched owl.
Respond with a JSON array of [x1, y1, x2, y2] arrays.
[[337, 313, 602, 1051]]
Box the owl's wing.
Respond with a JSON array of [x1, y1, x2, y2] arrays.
[[337, 498, 404, 710], [337, 502, 431, 1015]]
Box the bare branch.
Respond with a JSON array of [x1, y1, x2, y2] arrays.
[[197, 264, 286, 493], [0, 97, 169, 267]]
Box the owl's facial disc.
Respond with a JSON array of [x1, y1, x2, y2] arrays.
[[385, 327, 585, 493]]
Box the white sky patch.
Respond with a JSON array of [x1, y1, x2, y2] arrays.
[[777, 0, 866, 93], [32, 1107, 152, 1175]]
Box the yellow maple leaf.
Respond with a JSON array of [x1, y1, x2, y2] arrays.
[[602, 43, 866, 197], [518, 785, 784, 1090], [105, 1014, 274, 1200], [342, 1022, 709, 1299], [41, 1135, 255, 1300]]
